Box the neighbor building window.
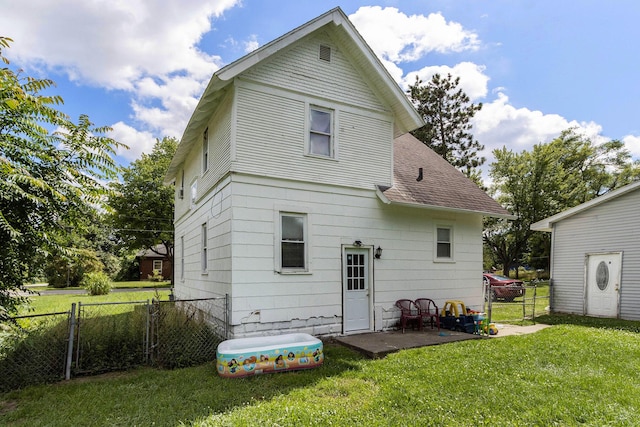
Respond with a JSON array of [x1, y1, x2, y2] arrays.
[[436, 226, 453, 259], [280, 213, 306, 270], [202, 127, 209, 173], [201, 223, 208, 272], [152, 260, 163, 272], [309, 106, 333, 157]]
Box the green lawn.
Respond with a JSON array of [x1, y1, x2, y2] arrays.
[[17, 289, 172, 317], [2, 316, 640, 426]]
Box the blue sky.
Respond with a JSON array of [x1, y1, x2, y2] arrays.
[[3, 0, 640, 179]]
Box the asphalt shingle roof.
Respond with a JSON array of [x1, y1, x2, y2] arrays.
[[378, 133, 513, 218]]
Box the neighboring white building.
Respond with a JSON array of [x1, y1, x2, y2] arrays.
[[532, 180, 640, 320], [164, 7, 511, 338]]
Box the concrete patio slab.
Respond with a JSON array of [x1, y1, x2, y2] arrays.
[[334, 324, 551, 359]]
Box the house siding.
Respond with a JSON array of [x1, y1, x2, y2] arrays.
[[550, 189, 640, 320], [234, 83, 394, 189], [225, 174, 483, 337], [174, 177, 233, 301], [242, 30, 387, 112], [174, 92, 233, 222]]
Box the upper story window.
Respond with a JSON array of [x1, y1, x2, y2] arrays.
[[190, 180, 197, 208], [309, 107, 334, 158], [280, 213, 307, 271], [436, 226, 453, 260], [201, 223, 208, 273], [202, 127, 209, 173]]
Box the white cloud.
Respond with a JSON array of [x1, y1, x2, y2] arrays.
[[3, 0, 239, 90], [244, 35, 260, 53], [109, 122, 157, 162], [472, 91, 608, 180], [3, 0, 240, 158], [402, 62, 490, 101], [350, 6, 479, 64], [622, 135, 640, 158]]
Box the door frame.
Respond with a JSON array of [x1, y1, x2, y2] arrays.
[[583, 251, 622, 317], [341, 245, 374, 334]]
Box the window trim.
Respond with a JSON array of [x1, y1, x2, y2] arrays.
[[202, 127, 209, 173], [201, 222, 208, 273], [306, 104, 337, 159], [276, 211, 310, 274], [152, 260, 163, 272], [434, 225, 455, 262], [190, 179, 198, 208], [180, 236, 185, 281]]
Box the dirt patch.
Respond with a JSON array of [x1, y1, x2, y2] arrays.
[[0, 400, 18, 415]]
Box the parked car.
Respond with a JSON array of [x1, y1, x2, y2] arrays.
[[483, 273, 525, 302]]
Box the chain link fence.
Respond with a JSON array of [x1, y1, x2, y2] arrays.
[[0, 296, 227, 392], [0, 312, 70, 391], [483, 282, 550, 325]]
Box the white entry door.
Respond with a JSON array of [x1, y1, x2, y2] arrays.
[[586, 252, 621, 317], [343, 248, 371, 333]]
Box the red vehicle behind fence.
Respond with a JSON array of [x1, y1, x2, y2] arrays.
[[483, 273, 525, 302]]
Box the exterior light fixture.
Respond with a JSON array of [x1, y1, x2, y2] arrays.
[[353, 240, 362, 247], [375, 246, 383, 259]]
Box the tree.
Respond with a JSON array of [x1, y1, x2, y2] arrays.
[[0, 37, 124, 319], [408, 73, 485, 177], [484, 129, 640, 276], [108, 137, 177, 282]]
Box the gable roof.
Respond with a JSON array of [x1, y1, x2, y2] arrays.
[[377, 133, 514, 218], [136, 244, 169, 259], [164, 7, 424, 183], [531, 180, 640, 232]]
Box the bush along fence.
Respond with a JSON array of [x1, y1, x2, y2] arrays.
[[0, 296, 228, 393]]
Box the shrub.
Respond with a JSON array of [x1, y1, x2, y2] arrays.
[[147, 270, 164, 282], [82, 272, 112, 295]]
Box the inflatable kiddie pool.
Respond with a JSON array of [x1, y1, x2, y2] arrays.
[[216, 333, 323, 378]]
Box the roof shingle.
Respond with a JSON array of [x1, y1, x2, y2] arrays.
[[378, 133, 513, 218]]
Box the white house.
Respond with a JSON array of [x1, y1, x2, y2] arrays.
[[164, 7, 511, 338], [531, 180, 640, 320]]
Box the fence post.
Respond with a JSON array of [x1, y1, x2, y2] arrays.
[[144, 299, 150, 364], [65, 303, 76, 380]]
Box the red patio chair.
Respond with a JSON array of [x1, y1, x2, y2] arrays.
[[395, 299, 422, 333], [415, 298, 440, 331]]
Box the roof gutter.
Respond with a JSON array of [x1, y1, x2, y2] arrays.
[[375, 188, 517, 219]]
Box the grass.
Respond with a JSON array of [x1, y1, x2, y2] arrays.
[[486, 282, 550, 324], [2, 315, 640, 426], [25, 280, 171, 293], [17, 289, 172, 318]]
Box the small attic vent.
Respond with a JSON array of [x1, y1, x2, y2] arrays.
[[319, 45, 331, 62]]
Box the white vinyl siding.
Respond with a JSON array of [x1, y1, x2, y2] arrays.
[[234, 85, 394, 189], [226, 175, 483, 330], [242, 31, 385, 112], [550, 189, 640, 320]]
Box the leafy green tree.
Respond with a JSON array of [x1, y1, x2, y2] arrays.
[[408, 73, 485, 177], [484, 129, 640, 276], [108, 137, 177, 282], [43, 211, 120, 287], [0, 37, 124, 318]]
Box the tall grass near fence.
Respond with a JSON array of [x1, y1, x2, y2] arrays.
[[1, 294, 226, 392]]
